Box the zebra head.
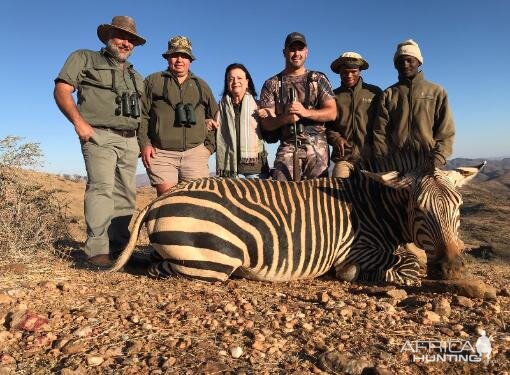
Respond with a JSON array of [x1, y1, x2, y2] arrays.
[[362, 162, 485, 280]]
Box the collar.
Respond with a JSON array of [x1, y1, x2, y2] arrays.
[[398, 71, 424, 85], [162, 69, 195, 82], [338, 76, 364, 93], [99, 48, 132, 68]]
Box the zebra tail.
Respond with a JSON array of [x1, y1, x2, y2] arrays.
[[107, 202, 151, 272], [107, 183, 189, 272]]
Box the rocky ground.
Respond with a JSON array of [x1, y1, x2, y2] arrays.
[[0, 177, 509, 374]]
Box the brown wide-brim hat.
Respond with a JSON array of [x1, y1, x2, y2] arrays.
[[97, 16, 146, 46], [162, 35, 196, 61], [330, 51, 369, 73]]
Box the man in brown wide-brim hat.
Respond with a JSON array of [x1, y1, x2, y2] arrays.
[[54, 16, 146, 269]]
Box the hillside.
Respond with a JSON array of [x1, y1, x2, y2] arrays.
[[0, 170, 508, 374]]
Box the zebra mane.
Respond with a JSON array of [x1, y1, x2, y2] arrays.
[[361, 149, 433, 175]]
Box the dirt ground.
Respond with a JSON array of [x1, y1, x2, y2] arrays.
[[0, 174, 509, 374]]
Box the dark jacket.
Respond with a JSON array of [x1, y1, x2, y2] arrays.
[[326, 78, 382, 163], [372, 72, 455, 165], [139, 70, 218, 153]]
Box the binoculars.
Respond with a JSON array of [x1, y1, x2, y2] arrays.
[[175, 103, 196, 127], [115, 92, 140, 118], [289, 122, 304, 135]]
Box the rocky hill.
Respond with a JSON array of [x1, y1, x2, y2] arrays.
[[0, 169, 508, 374]]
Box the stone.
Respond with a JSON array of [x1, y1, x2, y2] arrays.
[[433, 298, 451, 317], [230, 346, 243, 359], [422, 311, 441, 324], [73, 326, 92, 337], [86, 355, 104, 366], [386, 289, 407, 300], [11, 311, 49, 332], [0, 295, 14, 305], [62, 341, 86, 355], [452, 295, 474, 308], [161, 357, 176, 369]]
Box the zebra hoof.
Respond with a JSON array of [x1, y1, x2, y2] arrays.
[[427, 257, 464, 280], [335, 264, 359, 282]]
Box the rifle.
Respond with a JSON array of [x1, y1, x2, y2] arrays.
[[289, 87, 301, 182]]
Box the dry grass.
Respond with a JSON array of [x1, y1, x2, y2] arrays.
[[0, 167, 72, 262]]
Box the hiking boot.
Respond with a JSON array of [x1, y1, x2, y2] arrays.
[[88, 254, 114, 269]]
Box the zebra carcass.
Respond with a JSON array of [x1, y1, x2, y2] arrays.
[[109, 164, 484, 284]]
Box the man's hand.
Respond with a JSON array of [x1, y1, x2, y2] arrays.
[[334, 137, 352, 157], [74, 120, 94, 142], [288, 101, 309, 118], [141, 145, 157, 168], [205, 118, 219, 130]]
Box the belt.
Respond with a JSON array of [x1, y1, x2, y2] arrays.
[[94, 126, 136, 138]]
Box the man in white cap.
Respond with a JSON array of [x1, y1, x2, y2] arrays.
[[371, 39, 456, 272], [326, 52, 382, 178], [372, 39, 455, 169], [54, 16, 146, 268]]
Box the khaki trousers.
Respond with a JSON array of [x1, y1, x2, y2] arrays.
[[81, 128, 139, 257], [332, 161, 354, 178]]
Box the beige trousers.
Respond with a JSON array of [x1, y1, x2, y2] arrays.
[[332, 161, 354, 178]]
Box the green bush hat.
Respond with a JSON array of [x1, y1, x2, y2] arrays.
[[162, 36, 196, 61], [330, 52, 369, 73], [97, 16, 146, 46]]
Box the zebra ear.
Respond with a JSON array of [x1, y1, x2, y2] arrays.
[[445, 162, 486, 188], [361, 170, 412, 190]]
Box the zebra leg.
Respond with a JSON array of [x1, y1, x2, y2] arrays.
[[382, 247, 421, 285], [147, 260, 177, 279], [345, 248, 421, 285], [334, 264, 360, 282], [146, 258, 236, 282], [334, 246, 421, 285]]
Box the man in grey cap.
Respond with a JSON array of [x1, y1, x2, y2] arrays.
[[259, 32, 336, 181], [326, 52, 382, 178], [138, 36, 218, 196], [372, 39, 455, 169], [54, 16, 145, 268]]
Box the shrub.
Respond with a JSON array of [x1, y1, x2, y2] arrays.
[[0, 136, 70, 262]]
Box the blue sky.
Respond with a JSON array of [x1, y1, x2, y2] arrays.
[[0, 0, 508, 175]]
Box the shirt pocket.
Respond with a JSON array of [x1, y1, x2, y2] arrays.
[[80, 64, 114, 90]]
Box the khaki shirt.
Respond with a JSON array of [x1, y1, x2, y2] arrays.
[[326, 78, 382, 163], [55, 48, 144, 130], [372, 72, 455, 165]]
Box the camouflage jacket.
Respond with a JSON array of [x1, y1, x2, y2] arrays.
[[259, 70, 335, 144]]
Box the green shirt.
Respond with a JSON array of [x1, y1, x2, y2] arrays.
[[139, 70, 218, 152], [55, 48, 144, 130]]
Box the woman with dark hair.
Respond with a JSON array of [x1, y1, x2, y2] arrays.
[[216, 63, 269, 178]]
